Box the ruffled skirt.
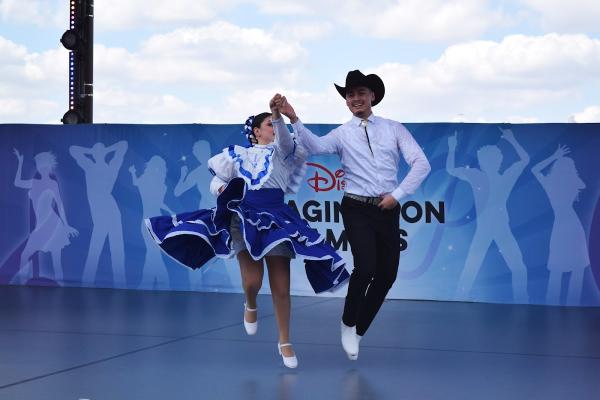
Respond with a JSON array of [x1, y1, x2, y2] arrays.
[[145, 178, 349, 293]]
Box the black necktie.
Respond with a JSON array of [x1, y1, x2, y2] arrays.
[[361, 119, 374, 156]]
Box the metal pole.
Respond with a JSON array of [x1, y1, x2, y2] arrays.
[[83, 0, 93, 123]]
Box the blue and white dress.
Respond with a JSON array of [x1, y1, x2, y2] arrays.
[[145, 118, 349, 293]]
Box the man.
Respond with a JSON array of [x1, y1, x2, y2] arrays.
[[275, 70, 431, 360], [69, 141, 128, 287]]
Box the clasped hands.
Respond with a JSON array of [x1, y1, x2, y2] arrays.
[[270, 94, 298, 123]]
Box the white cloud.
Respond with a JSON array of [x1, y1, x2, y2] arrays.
[[0, 36, 67, 123], [0, 0, 240, 31], [0, 97, 25, 116], [272, 21, 334, 42], [95, 0, 240, 30], [93, 22, 307, 87], [0, 0, 509, 43], [358, 0, 506, 42], [0, 0, 66, 27], [255, 1, 313, 15], [213, 86, 349, 124], [569, 106, 600, 123], [257, 0, 508, 42], [3, 19, 600, 124], [0, 96, 63, 123], [429, 34, 600, 88], [0, 35, 27, 64], [368, 34, 600, 122], [92, 22, 309, 122], [94, 86, 346, 125], [1, 19, 311, 123], [94, 85, 197, 123], [1, 44, 66, 89], [522, 0, 600, 33]]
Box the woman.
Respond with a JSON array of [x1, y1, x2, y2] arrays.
[[532, 144, 590, 305], [130, 156, 175, 289], [146, 95, 349, 368], [12, 149, 78, 284]]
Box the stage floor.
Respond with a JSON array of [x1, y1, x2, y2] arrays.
[[1, 285, 599, 399]]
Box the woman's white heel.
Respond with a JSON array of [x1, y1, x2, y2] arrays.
[[277, 343, 298, 369], [243, 303, 257, 335]]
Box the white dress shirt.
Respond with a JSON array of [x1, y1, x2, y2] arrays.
[[293, 114, 431, 201]]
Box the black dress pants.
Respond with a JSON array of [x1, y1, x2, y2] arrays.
[[340, 196, 401, 336]]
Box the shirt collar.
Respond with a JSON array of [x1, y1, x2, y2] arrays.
[[351, 113, 375, 127]]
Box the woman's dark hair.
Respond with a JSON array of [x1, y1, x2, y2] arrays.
[[252, 112, 272, 131], [243, 112, 272, 145]]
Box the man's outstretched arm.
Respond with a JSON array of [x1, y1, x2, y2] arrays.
[[275, 95, 339, 155]]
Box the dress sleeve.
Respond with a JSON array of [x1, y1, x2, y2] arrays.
[[283, 123, 311, 194], [207, 148, 237, 183], [273, 117, 295, 157], [209, 176, 228, 196]]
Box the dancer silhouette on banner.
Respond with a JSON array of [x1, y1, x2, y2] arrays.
[[11, 149, 78, 284], [69, 141, 127, 287], [130, 156, 175, 289], [174, 139, 233, 291], [447, 128, 529, 303], [532, 145, 594, 305], [175, 140, 217, 209]]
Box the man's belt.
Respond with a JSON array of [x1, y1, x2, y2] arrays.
[[343, 192, 381, 206]]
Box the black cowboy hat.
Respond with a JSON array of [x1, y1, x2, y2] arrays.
[[334, 69, 385, 106]]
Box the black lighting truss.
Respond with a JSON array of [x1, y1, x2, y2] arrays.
[[61, 0, 93, 124]]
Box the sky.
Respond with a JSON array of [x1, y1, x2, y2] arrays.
[[1, 0, 600, 124]]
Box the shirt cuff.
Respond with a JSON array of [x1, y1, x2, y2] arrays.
[[210, 176, 227, 196], [291, 118, 304, 131], [391, 186, 407, 202]]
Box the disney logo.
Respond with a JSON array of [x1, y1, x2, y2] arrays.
[[306, 162, 345, 192]]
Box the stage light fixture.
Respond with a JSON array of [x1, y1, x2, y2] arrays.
[[61, 109, 83, 124], [60, 29, 79, 51]]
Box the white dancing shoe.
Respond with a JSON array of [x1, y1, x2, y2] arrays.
[[243, 303, 257, 335], [277, 343, 298, 369], [341, 321, 361, 360]]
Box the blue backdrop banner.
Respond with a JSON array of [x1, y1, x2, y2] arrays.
[[1, 122, 599, 306]]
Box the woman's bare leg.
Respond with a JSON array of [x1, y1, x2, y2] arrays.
[[266, 255, 294, 357], [237, 250, 264, 323]]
